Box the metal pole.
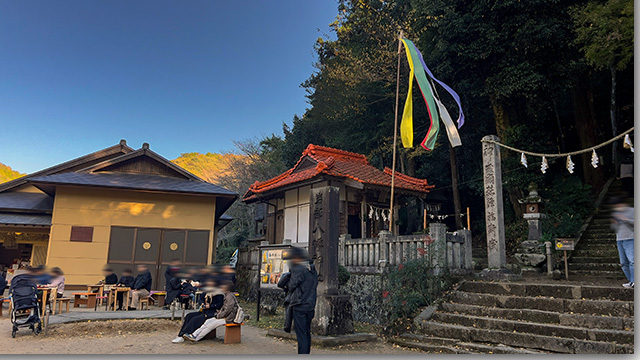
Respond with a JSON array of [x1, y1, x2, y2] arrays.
[[389, 30, 403, 235], [563, 250, 569, 280]]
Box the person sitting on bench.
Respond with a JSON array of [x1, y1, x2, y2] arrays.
[[47, 267, 66, 298], [128, 265, 152, 310], [172, 279, 224, 343], [100, 267, 118, 285], [183, 280, 237, 342], [114, 269, 134, 310]]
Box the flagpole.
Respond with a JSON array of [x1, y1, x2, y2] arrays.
[[389, 30, 403, 235]]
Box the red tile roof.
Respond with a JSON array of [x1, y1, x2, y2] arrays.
[[243, 144, 433, 202]]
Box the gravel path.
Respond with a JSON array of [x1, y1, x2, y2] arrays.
[[0, 318, 418, 355]]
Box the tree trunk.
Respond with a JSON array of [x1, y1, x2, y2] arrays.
[[449, 144, 464, 230], [571, 74, 605, 188], [491, 98, 510, 139]]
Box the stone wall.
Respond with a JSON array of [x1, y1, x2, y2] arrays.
[[341, 272, 390, 324]]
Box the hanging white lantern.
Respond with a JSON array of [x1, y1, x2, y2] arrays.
[[520, 153, 528, 168], [540, 156, 548, 174], [566, 155, 575, 174], [591, 149, 599, 168], [624, 134, 634, 153]]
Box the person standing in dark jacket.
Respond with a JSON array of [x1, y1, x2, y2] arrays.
[[277, 272, 293, 333], [129, 265, 152, 310], [164, 259, 182, 309], [285, 247, 318, 354]]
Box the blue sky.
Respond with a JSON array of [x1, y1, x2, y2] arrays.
[[0, 0, 338, 173]]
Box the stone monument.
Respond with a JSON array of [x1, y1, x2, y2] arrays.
[[514, 183, 547, 271], [308, 186, 354, 335], [481, 135, 506, 268]]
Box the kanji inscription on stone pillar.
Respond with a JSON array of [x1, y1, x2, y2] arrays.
[[482, 135, 506, 268]]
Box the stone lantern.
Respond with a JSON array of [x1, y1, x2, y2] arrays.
[[514, 183, 546, 271]]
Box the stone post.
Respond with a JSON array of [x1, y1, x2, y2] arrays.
[[309, 186, 354, 335], [338, 234, 349, 266], [378, 230, 391, 270], [458, 229, 473, 270], [428, 222, 447, 275], [481, 135, 506, 269]]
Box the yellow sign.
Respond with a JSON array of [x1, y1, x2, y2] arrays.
[[142, 242, 151, 250], [170, 243, 178, 251]]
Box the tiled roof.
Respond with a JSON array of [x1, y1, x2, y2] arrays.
[[29, 172, 237, 197], [243, 144, 433, 202], [0, 212, 51, 226], [0, 192, 54, 213]]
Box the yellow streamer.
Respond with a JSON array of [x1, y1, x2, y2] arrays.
[[400, 40, 414, 148]]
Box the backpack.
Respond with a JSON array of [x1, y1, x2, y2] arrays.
[[233, 295, 245, 324]]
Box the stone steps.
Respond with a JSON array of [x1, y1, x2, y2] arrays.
[[568, 270, 627, 279], [430, 312, 633, 343], [568, 263, 621, 271], [570, 256, 619, 263], [457, 281, 633, 301], [416, 321, 632, 354], [390, 333, 548, 354], [572, 249, 619, 257], [439, 302, 633, 330]]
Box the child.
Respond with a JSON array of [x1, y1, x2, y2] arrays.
[[48, 267, 65, 298], [115, 269, 134, 310], [277, 272, 293, 333]]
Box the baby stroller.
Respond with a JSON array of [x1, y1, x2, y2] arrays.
[[9, 277, 42, 338]]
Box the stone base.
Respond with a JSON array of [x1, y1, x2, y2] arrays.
[[521, 267, 543, 276], [513, 252, 546, 267], [475, 268, 522, 281], [312, 294, 354, 336], [266, 329, 376, 347]]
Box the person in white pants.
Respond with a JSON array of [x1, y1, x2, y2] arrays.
[[192, 318, 226, 341], [183, 281, 238, 342]]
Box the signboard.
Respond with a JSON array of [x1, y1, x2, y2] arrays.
[[259, 247, 291, 289], [555, 238, 575, 251]]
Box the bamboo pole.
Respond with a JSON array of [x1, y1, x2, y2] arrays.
[[389, 30, 403, 235], [466, 207, 471, 230]]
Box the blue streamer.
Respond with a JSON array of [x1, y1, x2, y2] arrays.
[[414, 48, 465, 128]]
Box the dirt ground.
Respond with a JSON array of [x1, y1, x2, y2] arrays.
[[0, 318, 419, 355]]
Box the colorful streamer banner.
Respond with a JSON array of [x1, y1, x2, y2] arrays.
[[399, 38, 464, 150]]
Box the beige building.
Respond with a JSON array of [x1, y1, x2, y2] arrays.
[[0, 140, 236, 288]]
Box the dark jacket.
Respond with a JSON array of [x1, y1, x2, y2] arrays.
[[277, 272, 292, 303], [117, 275, 135, 288], [165, 268, 182, 304], [216, 291, 239, 323], [202, 289, 224, 318], [181, 282, 196, 296], [104, 273, 118, 285], [288, 262, 318, 311], [0, 273, 7, 297], [132, 270, 152, 291]]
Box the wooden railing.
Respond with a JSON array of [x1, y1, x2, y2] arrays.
[[339, 223, 472, 274]]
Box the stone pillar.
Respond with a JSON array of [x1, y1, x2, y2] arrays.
[[428, 222, 447, 275], [458, 229, 473, 270], [481, 135, 506, 269], [309, 186, 354, 335], [378, 230, 391, 270], [338, 234, 349, 266]]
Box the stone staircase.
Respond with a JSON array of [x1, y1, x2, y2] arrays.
[[391, 280, 634, 354], [568, 180, 627, 279]]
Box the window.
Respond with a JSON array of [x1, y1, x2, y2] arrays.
[[70, 226, 94, 242]]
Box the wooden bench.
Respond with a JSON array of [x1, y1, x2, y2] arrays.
[[139, 297, 150, 310], [0, 298, 10, 316], [204, 323, 243, 344], [53, 298, 71, 314], [72, 292, 97, 308]]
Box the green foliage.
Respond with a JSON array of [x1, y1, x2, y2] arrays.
[[338, 265, 351, 287], [0, 163, 23, 183], [542, 176, 594, 238], [215, 242, 236, 265], [571, 0, 634, 70], [385, 258, 449, 320]]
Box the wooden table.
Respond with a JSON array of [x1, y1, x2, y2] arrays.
[[72, 292, 98, 308], [107, 287, 131, 311], [87, 284, 104, 305], [37, 286, 56, 319], [150, 291, 166, 307]]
